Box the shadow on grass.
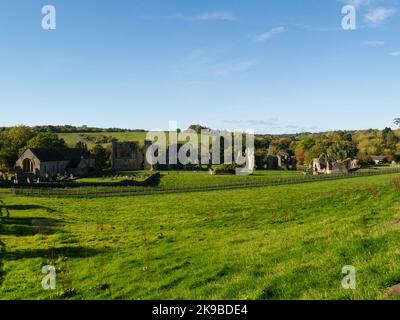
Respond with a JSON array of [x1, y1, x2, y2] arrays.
[[5, 204, 59, 212], [257, 265, 321, 300], [0, 200, 10, 218], [5, 246, 107, 261], [147, 174, 161, 187], [0, 216, 62, 237], [0, 201, 60, 223]]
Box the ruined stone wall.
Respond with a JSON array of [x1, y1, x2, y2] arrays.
[[111, 141, 144, 170]]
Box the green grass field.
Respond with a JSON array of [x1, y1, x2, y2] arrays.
[[157, 170, 301, 188], [76, 173, 151, 183], [58, 132, 150, 148], [2, 173, 400, 300], [54, 171, 302, 194], [11, 170, 305, 197], [58, 131, 191, 149], [66, 168, 397, 192]]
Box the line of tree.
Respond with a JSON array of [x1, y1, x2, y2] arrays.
[[255, 125, 400, 166], [2, 122, 400, 171], [0, 126, 109, 171], [0, 126, 66, 169], [0, 125, 146, 134]]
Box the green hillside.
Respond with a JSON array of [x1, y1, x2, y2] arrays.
[[58, 131, 150, 148], [2, 173, 400, 299]]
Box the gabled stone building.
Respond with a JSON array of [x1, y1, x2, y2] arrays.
[[15, 148, 95, 178]]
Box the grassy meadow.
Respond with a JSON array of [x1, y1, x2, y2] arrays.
[[2, 173, 400, 300], [58, 131, 187, 149], [157, 170, 301, 188], [58, 131, 150, 148]]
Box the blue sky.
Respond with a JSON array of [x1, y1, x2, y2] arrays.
[[0, 0, 399, 133]]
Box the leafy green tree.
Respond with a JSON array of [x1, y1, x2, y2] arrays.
[[269, 137, 294, 155], [91, 145, 108, 172], [254, 137, 268, 150], [296, 135, 316, 151], [0, 126, 34, 169], [27, 133, 66, 149], [75, 141, 87, 149], [382, 127, 398, 150], [5, 126, 34, 152], [357, 136, 384, 156], [0, 147, 18, 169], [342, 132, 353, 142], [326, 134, 358, 160]]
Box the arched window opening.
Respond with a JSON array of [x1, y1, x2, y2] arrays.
[[22, 158, 34, 173]]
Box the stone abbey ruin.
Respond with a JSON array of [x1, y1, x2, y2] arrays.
[[309, 154, 360, 175], [9, 131, 373, 181], [110, 141, 361, 175], [111, 141, 145, 171]]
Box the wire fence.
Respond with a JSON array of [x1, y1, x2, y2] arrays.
[[9, 167, 400, 198]]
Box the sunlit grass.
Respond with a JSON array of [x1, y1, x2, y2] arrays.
[[1, 174, 400, 299]]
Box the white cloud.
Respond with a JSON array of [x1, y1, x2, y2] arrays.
[[361, 40, 385, 45], [389, 51, 400, 56], [178, 48, 256, 79], [365, 7, 397, 25], [253, 27, 285, 42], [175, 11, 238, 22], [213, 60, 257, 77]]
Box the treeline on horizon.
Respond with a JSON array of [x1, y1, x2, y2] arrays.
[[257, 127, 400, 166], [0, 125, 146, 134], [189, 124, 400, 165], [1, 123, 400, 170], [0, 126, 108, 171], [0, 123, 397, 137]]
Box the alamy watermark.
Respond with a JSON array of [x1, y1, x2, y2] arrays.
[[342, 5, 357, 30], [42, 5, 56, 30], [145, 121, 255, 175], [40, 5, 357, 32], [41, 265, 56, 290], [342, 265, 356, 290]]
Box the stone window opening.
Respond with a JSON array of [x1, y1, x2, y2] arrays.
[[22, 158, 34, 173]]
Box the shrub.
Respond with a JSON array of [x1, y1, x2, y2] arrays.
[[213, 163, 238, 171], [358, 154, 375, 166]]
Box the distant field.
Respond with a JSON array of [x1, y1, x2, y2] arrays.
[[76, 177, 138, 183], [76, 173, 151, 183], [11, 168, 400, 197], [67, 167, 399, 190], [58, 131, 191, 148], [58, 130, 254, 148], [58, 132, 150, 148], [2, 173, 400, 299], [76, 171, 301, 187], [157, 170, 301, 188], [11, 170, 305, 196]]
